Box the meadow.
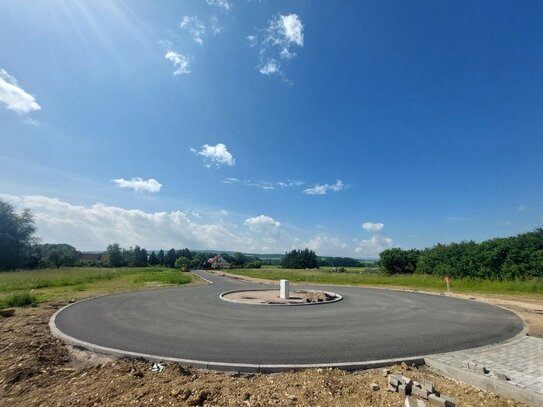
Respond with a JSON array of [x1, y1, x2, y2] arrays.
[[0, 267, 194, 308], [227, 266, 543, 296]]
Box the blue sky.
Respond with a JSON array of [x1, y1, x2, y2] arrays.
[[1, 0, 542, 257]]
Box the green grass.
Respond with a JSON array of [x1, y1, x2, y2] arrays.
[[0, 267, 195, 308], [5, 292, 38, 307], [226, 267, 543, 296]]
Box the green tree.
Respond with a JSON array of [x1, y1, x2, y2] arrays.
[[42, 244, 79, 268], [164, 248, 177, 268], [129, 245, 148, 267], [157, 249, 165, 265], [174, 256, 190, 271], [379, 248, 420, 274], [0, 200, 36, 270], [148, 251, 159, 265], [103, 243, 123, 267], [281, 249, 318, 269]]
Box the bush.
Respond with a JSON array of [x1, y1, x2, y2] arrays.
[[245, 261, 262, 269], [6, 292, 38, 307], [380, 248, 420, 274]]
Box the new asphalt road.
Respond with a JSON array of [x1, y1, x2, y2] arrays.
[[52, 270, 523, 368]]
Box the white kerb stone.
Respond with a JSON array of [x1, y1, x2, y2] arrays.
[[280, 279, 289, 299]]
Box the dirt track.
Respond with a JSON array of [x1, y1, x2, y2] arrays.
[[0, 304, 529, 406]]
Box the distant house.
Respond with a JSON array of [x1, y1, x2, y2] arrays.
[[207, 255, 231, 269]]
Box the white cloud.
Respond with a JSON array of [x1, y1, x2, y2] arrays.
[[0, 195, 247, 251], [205, 0, 231, 11], [244, 215, 281, 230], [276, 14, 304, 47], [223, 178, 304, 190], [306, 234, 348, 255], [354, 235, 393, 258], [0, 194, 397, 257], [180, 16, 206, 44], [165, 51, 191, 75], [362, 222, 384, 232], [303, 180, 346, 195], [0, 69, 41, 114], [250, 14, 304, 79], [259, 59, 280, 75], [112, 177, 162, 193], [192, 143, 235, 167]]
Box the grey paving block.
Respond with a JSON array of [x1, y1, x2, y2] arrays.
[[388, 376, 400, 387], [422, 381, 435, 393], [412, 385, 430, 399], [398, 384, 412, 396], [428, 394, 447, 407]]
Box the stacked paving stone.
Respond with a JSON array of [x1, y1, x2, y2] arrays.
[[387, 374, 456, 407]]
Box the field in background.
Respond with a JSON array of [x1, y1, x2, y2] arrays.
[[227, 266, 543, 296], [0, 267, 194, 308]]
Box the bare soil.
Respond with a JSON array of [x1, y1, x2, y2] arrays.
[[0, 304, 529, 406], [222, 290, 337, 305]]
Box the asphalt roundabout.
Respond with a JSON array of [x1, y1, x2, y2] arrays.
[[51, 270, 524, 372]]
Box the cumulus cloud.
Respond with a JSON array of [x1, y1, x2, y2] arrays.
[[165, 51, 191, 75], [306, 234, 348, 256], [112, 177, 162, 193], [362, 222, 384, 232], [0, 194, 398, 257], [180, 16, 206, 44], [354, 235, 393, 258], [205, 0, 231, 11], [192, 143, 235, 167], [244, 215, 281, 230], [249, 14, 304, 79], [303, 180, 346, 195], [0, 194, 248, 251], [0, 69, 41, 114]]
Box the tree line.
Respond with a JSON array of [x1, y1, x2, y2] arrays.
[[379, 228, 543, 279], [102, 244, 263, 270]]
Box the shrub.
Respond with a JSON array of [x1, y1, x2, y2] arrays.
[[6, 292, 38, 307]]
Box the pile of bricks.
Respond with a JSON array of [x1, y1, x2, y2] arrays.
[[387, 373, 456, 407]]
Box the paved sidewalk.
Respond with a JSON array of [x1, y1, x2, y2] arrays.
[[427, 335, 543, 406]]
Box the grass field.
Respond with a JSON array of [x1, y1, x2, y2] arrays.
[[227, 266, 543, 296], [0, 267, 195, 308]]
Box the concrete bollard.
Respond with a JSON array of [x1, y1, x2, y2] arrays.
[[280, 279, 289, 299]]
